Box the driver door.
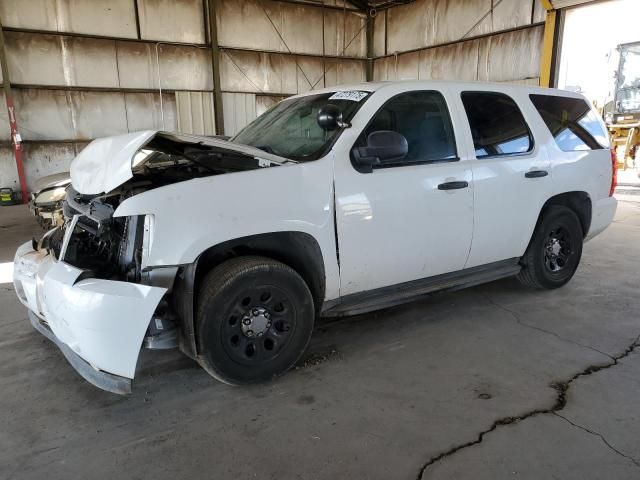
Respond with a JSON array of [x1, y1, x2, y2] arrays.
[[333, 88, 474, 296]]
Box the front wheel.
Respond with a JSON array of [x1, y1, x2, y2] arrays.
[[518, 205, 584, 289], [196, 256, 315, 385]]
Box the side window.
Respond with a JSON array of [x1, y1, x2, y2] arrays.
[[352, 90, 457, 169], [461, 91, 533, 158], [529, 94, 610, 151]]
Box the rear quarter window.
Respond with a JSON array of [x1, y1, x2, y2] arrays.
[[529, 94, 610, 151]]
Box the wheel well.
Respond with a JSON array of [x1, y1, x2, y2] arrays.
[[541, 191, 592, 237], [172, 232, 326, 359], [195, 231, 325, 310]]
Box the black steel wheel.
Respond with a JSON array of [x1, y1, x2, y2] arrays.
[[221, 286, 297, 366], [196, 256, 314, 385], [543, 226, 573, 273], [518, 205, 583, 289]]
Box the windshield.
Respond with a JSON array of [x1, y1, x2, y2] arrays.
[[231, 91, 370, 161], [619, 45, 640, 90], [617, 44, 640, 112]]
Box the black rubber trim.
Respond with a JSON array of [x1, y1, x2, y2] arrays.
[[28, 310, 132, 395], [173, 262, 198, 360], [321, 258, 521, 317]]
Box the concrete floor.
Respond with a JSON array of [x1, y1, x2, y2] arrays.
[[1, 196, 639, 480]]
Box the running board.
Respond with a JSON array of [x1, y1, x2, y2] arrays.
[[321, 258, 521, 317]]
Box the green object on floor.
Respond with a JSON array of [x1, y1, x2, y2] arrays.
[[0, 188, 18, 206]]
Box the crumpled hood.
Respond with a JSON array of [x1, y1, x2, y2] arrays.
[[70, 130, 292, 195]]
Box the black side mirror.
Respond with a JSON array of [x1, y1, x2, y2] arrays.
[[352, 130, 408, 173], [317, 104, 349, 131]]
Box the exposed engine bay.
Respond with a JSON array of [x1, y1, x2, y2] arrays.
[[43, 133, 283, 282]]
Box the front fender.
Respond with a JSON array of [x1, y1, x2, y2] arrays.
[[114, 157, 339, 299]]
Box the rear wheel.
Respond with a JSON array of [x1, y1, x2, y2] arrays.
[[196, 256, 314, 385], [518, 205, 583, 289]]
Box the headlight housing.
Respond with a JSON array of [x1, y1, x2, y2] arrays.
[[34, 186, 67, 205]]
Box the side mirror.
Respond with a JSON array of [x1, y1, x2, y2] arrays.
[[317, 104, 349, 131], [352, 130, 408, 173]]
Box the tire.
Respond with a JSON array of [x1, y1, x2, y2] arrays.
[[196, 256, 315, 385], [517, 205, 584, 290]]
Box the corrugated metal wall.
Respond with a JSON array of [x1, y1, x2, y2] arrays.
[[176, 91, 216, 136], [0, 0, 366, 190], [373, 0, 545, 84], [0, 0, 546, 190], [222, 92, 256, 136]]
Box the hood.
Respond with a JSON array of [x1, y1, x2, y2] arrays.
[[32, 172, 71, 193], [70, 130, 293, 195]]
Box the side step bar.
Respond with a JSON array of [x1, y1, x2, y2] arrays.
[[321, 258, 521, 317]]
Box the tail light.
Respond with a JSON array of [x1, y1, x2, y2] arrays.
[[609, 149, 617, 197]]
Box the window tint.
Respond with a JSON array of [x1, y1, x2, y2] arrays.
[[529, 94, 609, 151], [353, 90, 457, 168], [461, 92, 533, 158]]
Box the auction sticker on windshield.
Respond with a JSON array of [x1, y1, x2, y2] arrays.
[[329, 91, 368, 102]]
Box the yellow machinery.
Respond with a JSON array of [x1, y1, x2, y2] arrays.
[[605, 41, 640, 172]]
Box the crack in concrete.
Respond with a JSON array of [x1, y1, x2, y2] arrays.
[[415, 334, 640, 479], [552, 412, 640, 468], [484, 295, 616, 361]]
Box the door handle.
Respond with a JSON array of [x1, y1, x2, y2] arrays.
[[437, 181, 469, 190], [525, 170, 548, 178]]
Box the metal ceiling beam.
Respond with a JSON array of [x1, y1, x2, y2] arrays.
[[373, 21, 543, 60], [346, 0, 417, 11], [346, 0, 370, 11], [547, 0, 596, 8], [273, 0, 359, 11], [366, 0, 416, 10]]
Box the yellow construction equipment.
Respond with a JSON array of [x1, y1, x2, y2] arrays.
[[604, 41, 640, 175]]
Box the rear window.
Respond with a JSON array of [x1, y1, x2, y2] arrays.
[[461, 92, 533, 158], [529, 94, 609, 151]]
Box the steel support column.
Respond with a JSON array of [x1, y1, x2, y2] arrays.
[[539, 1, 560, 88], [366, 11, 374, 81], [207, 0, 225, 135], [0, 16, 27, 203]]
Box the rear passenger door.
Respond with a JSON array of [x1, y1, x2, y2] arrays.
[[452, 88, 552, 268]]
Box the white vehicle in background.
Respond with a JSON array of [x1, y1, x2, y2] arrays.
[[13, 81, 617, 394], [29, 172, 71, 229]]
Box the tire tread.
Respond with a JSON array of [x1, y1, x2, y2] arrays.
[[517, 205, 583, 290], [196, 255, 313, 385]]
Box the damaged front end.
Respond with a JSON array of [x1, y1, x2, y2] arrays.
[[29, 173, 70, 230], [15, 181, 169, 394], [48, 190, 145, 282], [14, 131, 288, 394]]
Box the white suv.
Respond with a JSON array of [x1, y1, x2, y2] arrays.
[[13, 81, 617, 393]]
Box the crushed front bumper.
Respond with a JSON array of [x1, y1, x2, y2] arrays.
[[28, 311, 132, 394], [13, 241, 166, 394]]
